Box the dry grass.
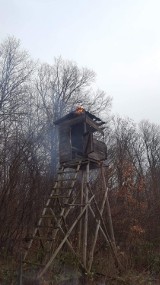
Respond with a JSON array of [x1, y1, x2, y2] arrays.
[[106, 271, 159, 285]]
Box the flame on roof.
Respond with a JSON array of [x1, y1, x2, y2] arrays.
[[75, 106, 85, 114]]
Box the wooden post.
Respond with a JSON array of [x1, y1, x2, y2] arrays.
[[88, 203, 109, 243], [101, 166, 116, 245], [83, 163, 89, 268], [17, 252, 23, 285], [88, 166, 109, 271], [87, 183, 122, 271], [49, 208, 86, 273], [78, 171, 84, 252], [38, 195, 94, 278]]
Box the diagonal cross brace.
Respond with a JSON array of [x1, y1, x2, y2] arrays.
[[38, 195, 94, 278]]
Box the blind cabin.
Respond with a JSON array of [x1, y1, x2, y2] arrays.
[[54, 107, 107, 166]]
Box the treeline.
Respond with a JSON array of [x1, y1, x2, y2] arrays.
[[0, 37, 160, 269], [0, 37, 111, 253]]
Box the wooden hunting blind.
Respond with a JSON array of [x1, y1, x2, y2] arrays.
[[23, 108, 118, 279], [54, 107, 107, 166]]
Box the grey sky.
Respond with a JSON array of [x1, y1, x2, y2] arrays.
[[1, 0, 160, 123]]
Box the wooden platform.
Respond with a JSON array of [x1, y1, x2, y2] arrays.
[[60, 158, 107, 170]]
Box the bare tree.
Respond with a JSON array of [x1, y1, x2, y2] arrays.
[[0, 37, 36, 252], [139, 120, 160, 202], [0, 36, 34, 114]]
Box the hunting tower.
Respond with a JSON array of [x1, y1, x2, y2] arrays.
[[23, 108, 117, 280]]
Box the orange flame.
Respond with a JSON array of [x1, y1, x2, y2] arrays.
[[75, 106, 85, 114]]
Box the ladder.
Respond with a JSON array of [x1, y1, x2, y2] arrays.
[[23, 161, 82, 264]]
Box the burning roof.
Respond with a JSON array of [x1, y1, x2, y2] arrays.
[[54, 107, 105, 126]]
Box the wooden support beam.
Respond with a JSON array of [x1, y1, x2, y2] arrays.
[[87, 183, 122, 271], [83, 163, 89, 267], [38, 195, 94, 278], [78, 171, 84, 252], [101, 166, 116, 245], [88, 203, 109, 243], [48, 208, 87, 273], [88, 166, 109, 271]]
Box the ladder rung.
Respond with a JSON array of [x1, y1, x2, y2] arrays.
[[23, 261, 45, 267], [55, 178, 76, 182], [55, 178, 77, 182], [37, 225, 54, 228], [33, 236, 56, 241], [55, 187, 73, 189], [49, 196, 70, 199], [41, 215, 54, 218], [57, 170, 79, 174], [63, 203, 85, 207], [62, 160, 82, 165]]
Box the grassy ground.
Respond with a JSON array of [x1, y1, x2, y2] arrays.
[[0, 247, 160, 284]]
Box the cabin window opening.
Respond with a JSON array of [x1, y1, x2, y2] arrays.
[[71, 123, 84, 155]]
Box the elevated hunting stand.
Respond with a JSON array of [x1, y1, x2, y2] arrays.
[[23, 107, 117, 278]]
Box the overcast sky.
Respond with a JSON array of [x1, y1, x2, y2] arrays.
[[1, 0, 160, 124]]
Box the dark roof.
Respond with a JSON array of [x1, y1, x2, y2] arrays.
[[54, 110, 105, 125]]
